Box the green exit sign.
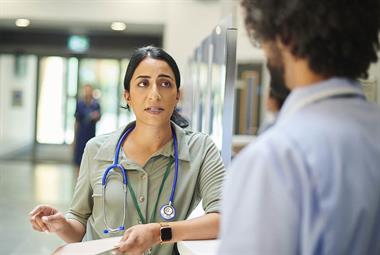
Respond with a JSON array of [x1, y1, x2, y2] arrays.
[[68, 35, 89, 53]]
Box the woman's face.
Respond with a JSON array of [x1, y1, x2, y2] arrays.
[[125, 57, 179, 127]]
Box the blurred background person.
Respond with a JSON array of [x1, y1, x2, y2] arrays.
[[73, 84, 101, 168], [219, 0, 380, 254]]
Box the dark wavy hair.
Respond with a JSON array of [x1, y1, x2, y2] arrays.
[[242, 0, 380, 79], [123, 46, 189, 128]]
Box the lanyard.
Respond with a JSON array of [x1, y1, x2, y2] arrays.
[[126, 157, 174, 224]]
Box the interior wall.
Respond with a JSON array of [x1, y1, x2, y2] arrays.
[[2, 1, 377, 154], [0, 54, 37, 155], [0, 0, 237, 155], [162, 1, 237, 72], [0, 0, 237, 76]]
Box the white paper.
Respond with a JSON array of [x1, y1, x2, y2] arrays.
[[52, 236, 122, 255]]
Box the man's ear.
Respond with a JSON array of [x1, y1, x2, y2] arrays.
[[176, 90, 181, 101]]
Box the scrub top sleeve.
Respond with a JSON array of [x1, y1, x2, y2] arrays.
[[199, 135, 226, 214], [65, 145, 93, 227]]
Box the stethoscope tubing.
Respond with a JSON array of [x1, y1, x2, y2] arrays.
[[101, 124, 179, 233], [170, 127, 179, 203]]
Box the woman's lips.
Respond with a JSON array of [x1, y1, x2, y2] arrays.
[[145, 106, 164, 114]]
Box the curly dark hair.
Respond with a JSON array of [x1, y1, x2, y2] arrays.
[[241, 0, 380, 79]]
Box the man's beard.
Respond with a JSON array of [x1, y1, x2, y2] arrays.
[[265, 41, 290, 100], [266, 63, 290, 100]]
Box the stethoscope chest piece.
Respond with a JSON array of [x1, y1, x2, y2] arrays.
[[160, 203, 176, 220]]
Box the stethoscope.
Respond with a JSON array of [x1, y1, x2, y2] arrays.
[[101, 124, 179, 234]]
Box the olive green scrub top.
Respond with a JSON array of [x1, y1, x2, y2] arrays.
[[65, 121, 226, 255]]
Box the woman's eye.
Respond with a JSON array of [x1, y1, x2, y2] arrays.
[[161, 80, 171, 87], [137, 80, 148, 87]]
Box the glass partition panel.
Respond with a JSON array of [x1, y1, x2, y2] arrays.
[[37, 57, 67, 144], [79, 58, 120, 135], [65, 57, 79, 144], [187, 16, 237, 165]]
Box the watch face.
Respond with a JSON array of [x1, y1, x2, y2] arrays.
[[160, 226, 172, 242]]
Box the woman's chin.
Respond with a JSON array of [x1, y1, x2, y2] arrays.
[[137, 117, 171, 127]]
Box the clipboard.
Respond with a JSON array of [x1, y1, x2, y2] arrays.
[[52, 236, 122, 255]]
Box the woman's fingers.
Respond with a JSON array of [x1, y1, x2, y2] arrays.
[[29, 206, 47, 232], [29, 205, 43, 217], [119, 227, 132, 242], [118, 235, 137, 253], [29, 205, 58, 232], [30, 213, 48, 232], [116, 224, 159, 254], [30, 215, 43, 231], [30, 205, 56, 217], [41, 213, 66, 232]]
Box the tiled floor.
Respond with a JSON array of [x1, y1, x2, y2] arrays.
[[0, 160, 77, 254]]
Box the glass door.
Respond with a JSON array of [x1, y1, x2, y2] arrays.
[[78, 58, 120, 135], [36, 56, 78, 144], [36, 56, 131, 145]]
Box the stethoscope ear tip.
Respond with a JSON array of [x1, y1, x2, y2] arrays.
[[103, 229, 109, 234]]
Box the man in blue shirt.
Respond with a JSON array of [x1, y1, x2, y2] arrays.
[[219, 0, 380, 254]]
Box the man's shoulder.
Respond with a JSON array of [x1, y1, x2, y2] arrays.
[[233, 127, 296, 167]]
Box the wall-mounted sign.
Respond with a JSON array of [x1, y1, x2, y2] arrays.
[[12, 90, 23, 107], [68, 35, 89, 53]]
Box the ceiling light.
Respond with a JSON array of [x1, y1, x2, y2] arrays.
[[111, 22, 126, 31], [15, 18, 31, 27]]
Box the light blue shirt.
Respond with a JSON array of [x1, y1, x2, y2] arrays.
[[219, 78, 380, 255]]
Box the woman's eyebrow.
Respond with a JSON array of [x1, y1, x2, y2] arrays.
[[158, 74, 174, 80], [135, 75, 150, 80]]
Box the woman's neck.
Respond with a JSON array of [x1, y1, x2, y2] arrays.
[[134, 122, 172, 148], [123, 121, 173, 166]]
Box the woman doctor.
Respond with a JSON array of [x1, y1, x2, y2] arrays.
[[29, 46, 225, 255]]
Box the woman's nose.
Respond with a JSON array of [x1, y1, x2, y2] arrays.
[[148, 84, 161, 101]]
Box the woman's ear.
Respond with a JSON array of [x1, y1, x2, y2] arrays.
[[124, 91, 130, 101], [176, 90, 181, 101], [124, 91, 131, 107]]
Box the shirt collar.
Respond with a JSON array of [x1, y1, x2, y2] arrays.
[[278, 77, 365, 122], [94, 121, 191, 162]]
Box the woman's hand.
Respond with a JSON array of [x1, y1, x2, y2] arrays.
[[116, 223, 161, 255], [29, 205, 68, 233]]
